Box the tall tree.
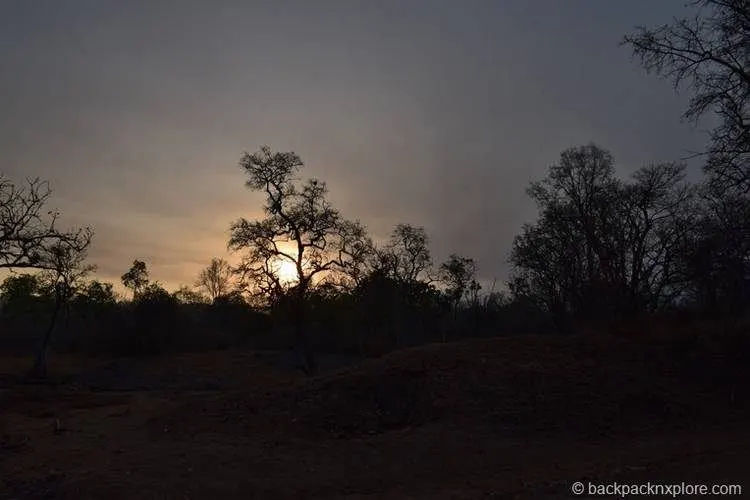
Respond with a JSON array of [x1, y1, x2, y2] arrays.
[[623, 0, 750, 193], [195, 257, 233, 302], [228, 146, 370, 375], [510, 145, 696, 329]]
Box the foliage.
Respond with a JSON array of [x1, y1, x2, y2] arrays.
[[77, 280, 118, 305], [173, 285, 209, 305], [121, 260, 149, 299], [439, 254, 479, 308]]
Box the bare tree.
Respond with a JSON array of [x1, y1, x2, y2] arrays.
[[1, 174, 92, 270], [195, 257, 233, 302], [328, 219, 376, 289], [510, 145, 697, 329], [623, 0, 750, 193], [377, 223, 433, 284], [121, 260, 149, 299], [228, 146, 370, 375], [33, 241, 95, 377]]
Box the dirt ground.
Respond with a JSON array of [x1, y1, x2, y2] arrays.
[[1, 331, 749, 499]]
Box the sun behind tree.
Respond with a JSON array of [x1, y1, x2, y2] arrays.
[[271, 257, 300, 285], [228, 145, 374, 375]]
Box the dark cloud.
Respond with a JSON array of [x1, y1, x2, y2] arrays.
[[0, 0, 707, 288]]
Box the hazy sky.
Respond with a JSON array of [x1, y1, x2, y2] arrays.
[[1, 0, 708, 291]]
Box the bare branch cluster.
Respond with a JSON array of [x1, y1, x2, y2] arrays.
[[1, 174, 92, 271], [229, 146, 374, 305], [623, 0, 750, 192]]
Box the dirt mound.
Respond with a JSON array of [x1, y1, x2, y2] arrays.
[[305, 331, 746, 435], [276, 366, 437, 437], [177, 329, 750, 440]]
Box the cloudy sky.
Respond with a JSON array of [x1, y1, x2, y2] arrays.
[[1, 0, 708, 291]]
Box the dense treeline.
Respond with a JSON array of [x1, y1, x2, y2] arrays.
[[0, 0, 748, 375], [0, 240, 546, 363]]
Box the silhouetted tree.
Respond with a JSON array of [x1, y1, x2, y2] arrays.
[[228, 146, 370, 375], [1, 175, 92, 270], [32, 241, 95, 377], [328, 219, 376, 289], [681, 183, 750, 314], [77, 280, 117, 305], [439, 254, 479, 340], [173, 285, 209, 305], [0, 273, 41, 316], [127, 282, 180, 356], [510, 144, 696, 330], [624, 0, 750, 193], [344, 224, 442, 348], [195, 257, 233, 302], [121, 260, 149, 299], [377, 224, 433, 284]]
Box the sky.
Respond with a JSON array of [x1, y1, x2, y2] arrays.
[[0, 0, 709, 292]]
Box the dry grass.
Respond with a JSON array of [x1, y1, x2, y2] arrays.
[[1, 328, 749, 498]]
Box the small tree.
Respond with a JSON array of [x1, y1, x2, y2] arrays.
[[378, 223, 433, 284], [195, 257, 233, 302], [33, 240, 95, 377], [121, 260, 149, 299], [439, 254, 479, 340]]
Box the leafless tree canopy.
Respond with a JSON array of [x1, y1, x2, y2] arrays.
[[510, 144, 697, 325], [194, 257, 233, 301], [39, 242, 96, 301], [623, 0, 750, 192], [1, 174, 92, 270], [375, 223, 433, 284], [228, 146, 372, 304]]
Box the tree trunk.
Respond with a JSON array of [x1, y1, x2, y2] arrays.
[[32, 295, 63, 379], [292, 289, 317, 376]]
